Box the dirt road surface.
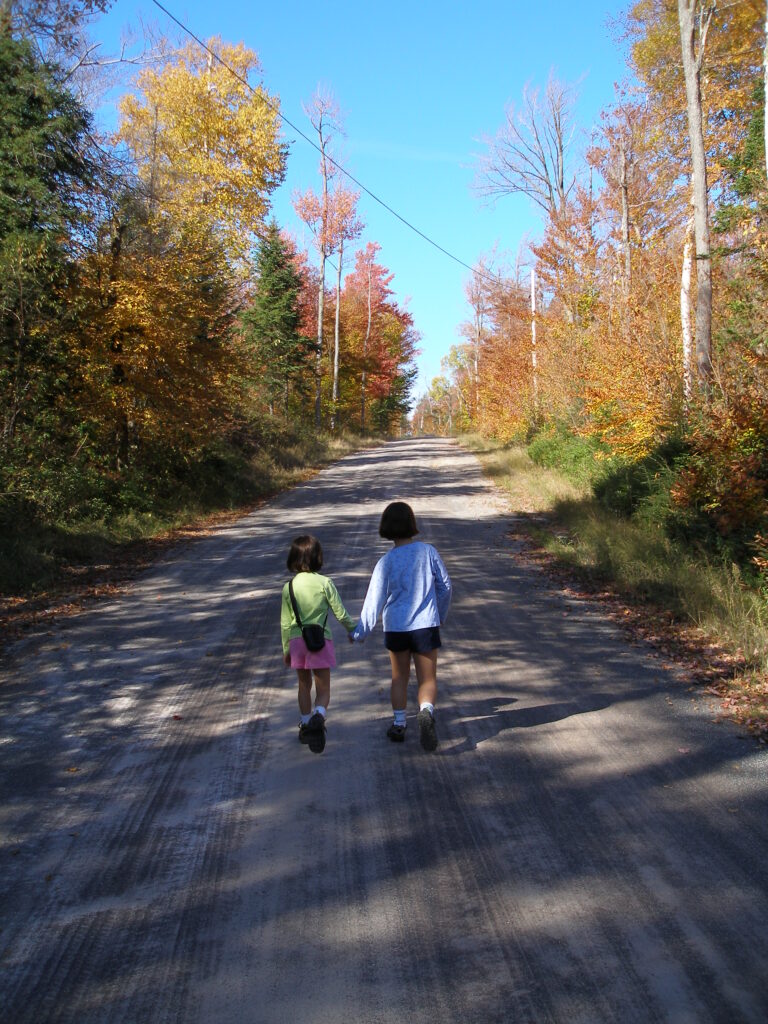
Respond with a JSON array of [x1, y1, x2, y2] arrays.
[[1, 438, 767, 1023]]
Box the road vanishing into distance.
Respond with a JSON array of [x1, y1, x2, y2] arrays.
[[1, 437, 767, 1023]]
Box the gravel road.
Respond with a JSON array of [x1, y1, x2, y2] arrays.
[[1, 437, 767, 1023]]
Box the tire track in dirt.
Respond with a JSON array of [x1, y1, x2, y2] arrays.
[[2, 438, 767, 1024]]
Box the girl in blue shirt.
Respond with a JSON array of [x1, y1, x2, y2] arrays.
[[353, 502, 451, 751]]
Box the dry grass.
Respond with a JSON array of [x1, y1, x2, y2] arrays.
[[462, 435, 768, 742]]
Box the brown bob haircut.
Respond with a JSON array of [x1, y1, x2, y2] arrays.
[[379, 501, 419, 540], [287, 534, 324, 572]]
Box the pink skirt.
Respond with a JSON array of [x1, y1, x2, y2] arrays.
[[288, 636, 337, 670]]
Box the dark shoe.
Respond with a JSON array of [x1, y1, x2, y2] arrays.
[[298, 723, 311, 744], [307, 711, 326, 754], [386, 723, 406, 742], [417, 708, 438, 752]]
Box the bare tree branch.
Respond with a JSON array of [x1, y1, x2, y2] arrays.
[[475, 72, 578, 217]]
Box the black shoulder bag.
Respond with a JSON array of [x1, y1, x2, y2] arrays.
[[288, 579, 327, 652]]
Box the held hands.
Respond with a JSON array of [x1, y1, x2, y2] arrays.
[[283, 654, 291, 666]]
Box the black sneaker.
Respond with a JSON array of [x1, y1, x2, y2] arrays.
[[417, 708, 438, 752], [298, 723, 311, 744], [386, 722, 406, 742], [307, 711, 326, 754]]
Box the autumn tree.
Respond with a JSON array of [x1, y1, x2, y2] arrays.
[[76, 36, 288, 468], [340, 245, 406, 432], [327, 185, 363, 429], [74, 188, 241, 469], [352, 241, 384, 432], [459, 267, 489, 421], [412, 376, 465, 436], [293, 88, 343, 427], [366, 303, 418, 434], [627, 0, 764, 389], [343, 264, 418, 435], [118, 38, 286, 265]]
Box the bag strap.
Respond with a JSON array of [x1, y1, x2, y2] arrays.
[[288, 578, 304, 628], [288, 577, 328, 630]]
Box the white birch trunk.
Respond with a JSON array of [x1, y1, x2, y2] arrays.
[[361, 258, 372, 434], [473, 314, 481, 422], [314, 130, 330, 429], [331, 240, 343, 432], [619, 142, 631, 293], [680, 209, 695, 403], [531, 267, 538, 410], [677, 0, 714, 386], [315, 252, 325, 428]]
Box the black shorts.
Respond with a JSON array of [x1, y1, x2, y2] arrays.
[[384, 626, 441, 654]]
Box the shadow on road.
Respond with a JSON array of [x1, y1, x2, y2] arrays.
[[1, 437, 767, 1023]]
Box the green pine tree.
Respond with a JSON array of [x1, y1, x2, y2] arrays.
[[0, 31, 93, 459], [241, 221, 315, 416]]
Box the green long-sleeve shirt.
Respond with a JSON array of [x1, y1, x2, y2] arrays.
[[280, 571, 356, 655]]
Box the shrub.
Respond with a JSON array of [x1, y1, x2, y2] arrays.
[[593, 434, 688, 524], [527, 425, 614, 489]]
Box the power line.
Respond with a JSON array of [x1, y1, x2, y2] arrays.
[[149, 0, 497, 284]]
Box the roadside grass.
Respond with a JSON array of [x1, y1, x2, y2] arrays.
[[462, 434, 768, 740], [1, 430, 379, 603]]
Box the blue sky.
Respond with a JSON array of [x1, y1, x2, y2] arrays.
[[93, 1, 631, 394]]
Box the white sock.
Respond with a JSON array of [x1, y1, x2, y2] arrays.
[[300, 713, 312, 725], [314, 705, 327, 718], [393, 709, 407, 727], [419, 702, 435, 717]]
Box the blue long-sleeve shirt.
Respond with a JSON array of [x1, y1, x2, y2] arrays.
[[352, 541, 452, 640]]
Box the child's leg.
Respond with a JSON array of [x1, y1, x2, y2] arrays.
[[413, 650, 438, 707], [388, 650, 411, 714], [297, 669, 313, 716], [312, 668, 331, 713], [414, 650, 439, 751], [305, 668, 330, 754]]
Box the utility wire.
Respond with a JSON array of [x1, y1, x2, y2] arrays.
[[150, 0, 498, 285]]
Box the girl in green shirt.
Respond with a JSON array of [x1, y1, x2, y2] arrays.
[[281, 535, 356, 753]]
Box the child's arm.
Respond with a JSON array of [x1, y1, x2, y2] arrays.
[[280, 584, 293, 656], [323, 578, 356, 632], [431, 547, 453, 623], [352, 559, 386, 640]]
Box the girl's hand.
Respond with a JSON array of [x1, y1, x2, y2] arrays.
[[283, 654, 291, 666]]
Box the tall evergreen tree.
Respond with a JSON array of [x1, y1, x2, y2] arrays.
[[241, 222, 315, 416], [0, 31, 92, 454]]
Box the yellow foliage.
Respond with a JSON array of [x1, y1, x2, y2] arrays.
[[118, 38, 286, 264], [74, 229, 242, 453], [627, 0, 764, 184]]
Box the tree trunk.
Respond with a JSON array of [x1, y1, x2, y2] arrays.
[[680, 207, 695, 403], [315, 251, 325, 428], [361, 257, 372, 434], [315, 124, 331, 429], [677, 0, 713, 386], [531, 267, 538, 411], [619, 142, 631, 294], [331, 239, 343, 432], [473, 314, 481, 421]]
